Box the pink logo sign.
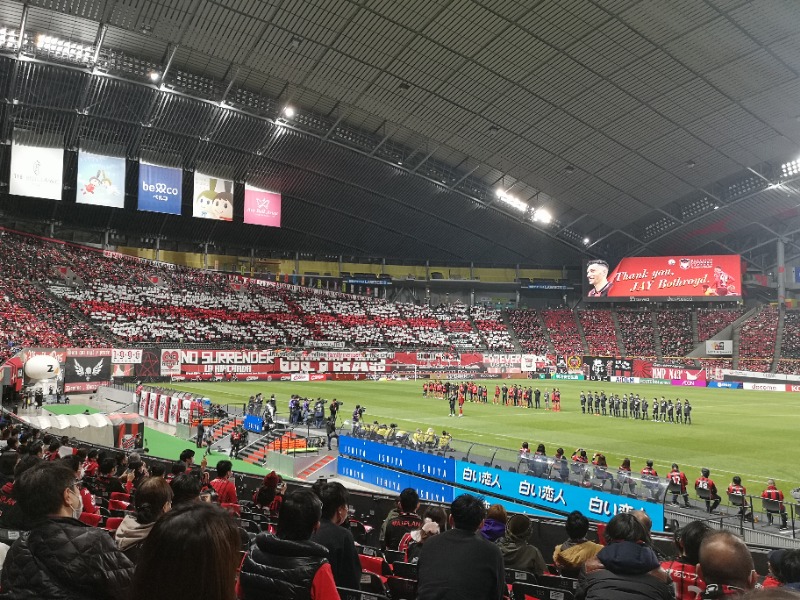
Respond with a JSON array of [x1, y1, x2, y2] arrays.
[[244, 187, 281, 227]]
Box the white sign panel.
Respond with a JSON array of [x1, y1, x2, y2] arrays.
[[742, 382, 783, 392], [10, 141, 64, 200], [706, 340, 733, 356]]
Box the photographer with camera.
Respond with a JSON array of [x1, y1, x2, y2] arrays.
[[329, 399, 342, 423], [314, 399, 326, 429], [351, 405, 366, 434]]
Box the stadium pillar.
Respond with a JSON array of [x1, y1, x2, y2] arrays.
[[103, 229, 109, 250], [203, 243, 209, 269], [295, 251, 300, 275], [470, 289, 475, 306], [250, 248, 255, 276], [778, 238, 786, 308], [155, 236, 160, 261]]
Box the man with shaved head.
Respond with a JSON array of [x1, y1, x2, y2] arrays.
[[696, 531, 757, 598]]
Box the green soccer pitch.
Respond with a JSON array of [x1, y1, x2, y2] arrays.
[[168, 379, 797, 495]]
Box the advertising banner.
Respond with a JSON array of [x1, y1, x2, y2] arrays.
[[671, 379, 706, 387], [585, 356, 612, 381], [138, 394, 148, 416], [64, 348, 112, 393], [552, 373, 585, 380], [707, 381, 743, 389], [10, 138, 64, 200], [637, 378, 671, 385], [454, 460, 663, 526], [338, 457, 454, 504], [742, 382, 784, 392], [610, 376, 640, 384], [651, 366, 706, 381], [449, 487, 554, 518], [584, 255, 742, 301], [290, 373, 310, 382], [148, 393, 158, 420], [339, 437, 454, 481], [193, 173, 233, 221], [244, 185, 281, 227], [76, 151, 125, 208], [706, 340, 733, 356], [138, 163, 182, 215], [786, 385, 800, 392]]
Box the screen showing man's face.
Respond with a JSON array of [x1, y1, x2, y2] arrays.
[[587, 263, 608, 288]]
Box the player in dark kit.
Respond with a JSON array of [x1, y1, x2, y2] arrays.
[[667, 400, 674, 423], [535, 388, 541, 409], [621, 395, 628, 418], [448, 392, 456, 417], [641, 398, 648, 420], [651, 399, 659, 421], [660, 399, 668, 422], [675, 399, 682, 424], [683, 400, 691, 424], [579, 391, 585, 414]]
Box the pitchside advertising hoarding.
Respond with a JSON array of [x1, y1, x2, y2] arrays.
[[193, 173, 233, 221], [584, 255, 743, 302], [76, 151, 125, 208], [138, 163, 182, 215], [243, 185, 281, 227]]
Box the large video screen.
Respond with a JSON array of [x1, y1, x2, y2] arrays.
[[584, 255, 742, 302]]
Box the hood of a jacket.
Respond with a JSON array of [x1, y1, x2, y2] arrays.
[[480, 518, 507, 541], [497, 535, 530, 561], [597, 540, 661, 575], [114, 514, 155, 551]]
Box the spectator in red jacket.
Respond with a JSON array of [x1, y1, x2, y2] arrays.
[[762, 479, 789, 530], [668, 464, 690, 508], [82, 449, 100, 477], [209, 459, 238, 506], [662, 520, 711, 599]]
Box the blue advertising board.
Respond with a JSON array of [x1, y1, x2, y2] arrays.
[[707, 381, 743, 389], [338, 457, 454, 504], [454, 459, 663, 525], [138, 163, 182, 214], [339, 436, 454, 481]]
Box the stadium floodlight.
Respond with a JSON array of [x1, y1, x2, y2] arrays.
[[532, 208, 552, 224], [781, 159, 800, 178], [283, 105, 296, 118], [495, 190, 527, 212], [583, 237, 590, 245], [149, 71, 160, 82]]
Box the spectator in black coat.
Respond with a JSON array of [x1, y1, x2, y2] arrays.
[[576, 512, 673, 600], [0, 461, 134, 600], [311, 481, 361, 590]]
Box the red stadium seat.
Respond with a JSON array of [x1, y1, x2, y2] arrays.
[[78, 512, 102, 527]]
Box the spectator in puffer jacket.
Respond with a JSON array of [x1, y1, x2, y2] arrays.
[[576, 512, 674, 600], [238, 488, 340, 600], [553, 511, 603, 578], [479, 504, 507, 542], [0, 461, 134, 600]]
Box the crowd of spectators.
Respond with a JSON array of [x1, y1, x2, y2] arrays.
[[775, 359, 800, 375], [542, 309, 583, 355], [579, 310, 617, 356], [738, 307, 779, 366], [507, 309, 550, 354], [657, 310, 694, 358], [616, 310, 656, 358], [697, 307, 745, 342], [779, 310, 800, 362], [470, 306, 514, 351]]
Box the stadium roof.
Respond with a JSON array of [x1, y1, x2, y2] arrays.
[[1, 0, 800, 270]]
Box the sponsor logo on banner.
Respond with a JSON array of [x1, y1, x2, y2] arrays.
[[652, 367, 706, 381], [193, 173, 233, 221], [706, 340, 733, 356], [303, 340, 346, 348], [585, 254, 742, 301], [244, 186, 281, 227], [552, 373, 584, 380], [638, 378, 671, 385], [743, 382, 783, 392], [671, 379, 706, 387], [160, 349, 182, 376], [138, 163, 182, 214], [10, 136, 64, 200], [787, 385, 800, 392], [290, 373, 310, 382], [610, 376, 639, 384], [77, 151, 125, 208], [707, 381, 743, 389]]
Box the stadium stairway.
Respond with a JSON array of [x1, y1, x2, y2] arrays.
[[537, 311, 556, 355], [296, 455, 336, 480], [610, 311, 626, 356], [773, 307, 785, 372], [652, 312, 663, 360], [209, 417, 238, 442], [574, 311, 590, 354], [501, 310, 524, 352]]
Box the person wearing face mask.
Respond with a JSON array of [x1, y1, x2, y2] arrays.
[[0, 461, 134, 599], [60, 453, 99, 517], [311, 481, 361, 591]]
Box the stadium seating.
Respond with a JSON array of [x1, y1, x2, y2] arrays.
[[696, 307, 745, 342], [542, 309, 583, 355], [616, 310, 655, 358], [579, 310, 617, 356], [507, 309, 549, 354], [738, 307, 778, 370], [657, 310, 693, 358]]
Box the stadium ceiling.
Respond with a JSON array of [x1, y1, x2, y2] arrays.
[[1, 0, 800, 270]]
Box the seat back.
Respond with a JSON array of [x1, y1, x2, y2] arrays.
[[109, 492, 131, 503], [512, 582, 575, 600], [383, 549, 405, 564], [105, 517, 124, 532], [505, 568, 537, 586], [727, 492, 746, 507], [666, 481, 683, 494], [359, 571, 388, 595], [538, 574, 579, 592], [78, 512, 102, 527], [386, 576, 418, 600], [359, 554, 391, 577], [392, 561, 418, 579], [762, 497, 782, 513], [695, 485, 712, 501], [337, 587, 389, 600]]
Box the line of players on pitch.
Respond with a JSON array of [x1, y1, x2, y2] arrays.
[[580, 390, 692, 423], [423, 381, 562, 417]]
